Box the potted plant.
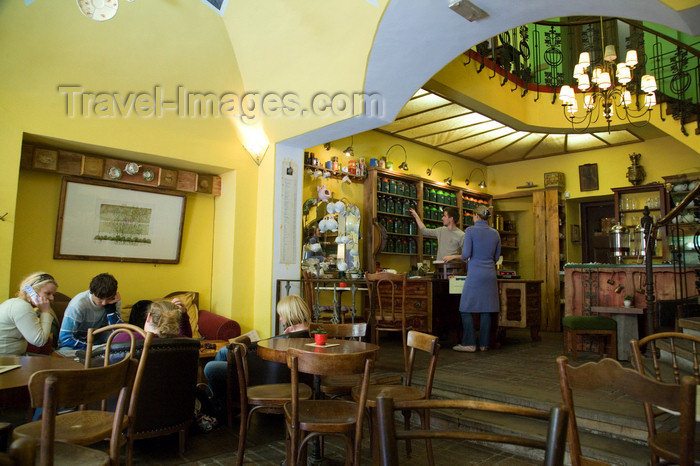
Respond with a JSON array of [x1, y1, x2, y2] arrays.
[[623, 295, 633, 308], [313, 326, 328, 346]]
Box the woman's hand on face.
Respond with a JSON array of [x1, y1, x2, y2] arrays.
[[36, 296, 52, 313], [171, 298, 186, 312]]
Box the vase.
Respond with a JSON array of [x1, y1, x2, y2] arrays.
[[623, 300, 632, 308], [314, 333, 328, 346]]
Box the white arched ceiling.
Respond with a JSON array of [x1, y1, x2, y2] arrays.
[[285, 0, 700, 149]]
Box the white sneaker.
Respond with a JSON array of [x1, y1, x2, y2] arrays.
[[452, 345, 476, 352]]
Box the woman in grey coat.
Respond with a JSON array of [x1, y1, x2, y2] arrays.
[[454, 205, 501, 352]]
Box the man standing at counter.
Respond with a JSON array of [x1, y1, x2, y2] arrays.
[[409, 206, 464, 262]]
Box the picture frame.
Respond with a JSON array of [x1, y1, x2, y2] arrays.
[[55, 177, 186, 263], [570, 224, 581, 243], [579, 163, 599, 192]]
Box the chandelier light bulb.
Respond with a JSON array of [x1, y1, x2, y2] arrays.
[[578, 52, 590, 68], [559, 85, 575, 105], [598, 72, 612, 89], [644, 92, 657, 108], [622, 90, 632, 107], [577, 73, 591, 91], [604, 45, 617, 62], [625, 50, 638, 68], [641, 75, 657, 93], [616, 64, 631, 84]]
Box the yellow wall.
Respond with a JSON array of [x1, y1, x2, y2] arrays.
[[10, 170, 215, 308]]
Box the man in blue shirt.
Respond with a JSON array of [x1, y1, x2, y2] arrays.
[[58, 273, 123, 350]]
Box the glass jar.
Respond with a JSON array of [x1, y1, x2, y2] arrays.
[[429, 188, 437, 202], [380, 178, 389, 192], [389, 179, 397, 194], [396, 181, 405, 196], [386, 197, 395, 214], [436, 190, 445, 204], [378, 195, 386, 212]]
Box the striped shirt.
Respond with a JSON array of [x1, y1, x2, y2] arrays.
[[58, 290, 122, 350]]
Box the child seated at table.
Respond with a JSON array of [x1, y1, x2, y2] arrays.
[[201, 295, 311, 424]]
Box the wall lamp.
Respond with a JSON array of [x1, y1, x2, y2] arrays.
[[343, 136, 354, 157], [385, 144, 408, 171], [426, 160, 453, 185], [465, 168, 487, 188]]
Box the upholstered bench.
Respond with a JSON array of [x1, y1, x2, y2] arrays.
[[562, 315, 617, 361]]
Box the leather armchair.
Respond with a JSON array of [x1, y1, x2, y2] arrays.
[[88, 337, 201, 455]]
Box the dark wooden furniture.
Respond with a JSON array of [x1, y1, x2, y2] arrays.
[[0, 356, 83, 411], [316, 323, 368, 399], [366, 272, 409, 371], [231, 337, 312, 466], [0, 437, 35, 466], [18, 351, 138, 465], [375, 396, 568, 466], [284, 347, 373, 466], [562, 315, 617, 361], [558, 355, 697, 466], [14, 324, 152, 466], [256, 338, 379, 365], [352, 330, 440, 465], [630, 332, 700, 465]]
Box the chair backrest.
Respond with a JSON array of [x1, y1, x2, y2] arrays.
[[27, 355, 138, 465], [230, 335, 253, 408], [630, 331, 700, 385], [557, 355, 696, 466], [286, 347, 374, 461], [365, 272, 407, 326], [315, 322, 367, 341], [405, 330, 440, 393], [375, 396, 568, 466], [85, 323, 154, 414]]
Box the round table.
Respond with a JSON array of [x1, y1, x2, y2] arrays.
[[0, 355, 84, 411], [256, 338, 379, 365]]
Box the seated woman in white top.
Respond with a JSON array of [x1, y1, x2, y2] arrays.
[[0, 272, 58, 355]]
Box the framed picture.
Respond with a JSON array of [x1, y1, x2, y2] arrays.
[[570, 224, 581, 243], [55, 177, 186, 263], [579, 163, 599, 192]]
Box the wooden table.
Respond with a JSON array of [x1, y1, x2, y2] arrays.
[[256, 338, 379, 365], [0, 355, 83, 411], [590, 306, 643, 361], [257, 337, 379, 462], [197, 340, 228, 383]]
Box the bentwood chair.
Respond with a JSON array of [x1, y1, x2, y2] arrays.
[[14, 324, 151, 466], [375, 396, 568, 466], [284, 347, 373, 466], [352, 330, 440, 465], [20, 353, 139, 466], [0, 437, 36, 466], [231, 337, 312, 466], [365, 272, 409, 371], [557, 355, 697, 466], [630, 332, 700, 465], [316, 323, 367, 399]]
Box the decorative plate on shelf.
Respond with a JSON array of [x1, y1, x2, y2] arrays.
[[142, 169, 155, 182], [124, 162, 141, 175], [108, 166, 122, 180], [77, 0, 119, 22]]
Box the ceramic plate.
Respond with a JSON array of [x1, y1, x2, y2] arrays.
[[77, 0, 119, 22], [142, 169, 155, 182], [108, 166, 122, 180], [124, 162, 140, 175]]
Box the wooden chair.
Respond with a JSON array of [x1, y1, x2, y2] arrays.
[[21, 352, 139, 466], [352, 330, 439, 464], [13, 324, 152, 466], [0, 438, 36, 466], [630, 332, 700, 465], [316, 323, 367, 399], [375, 396, 569, 466], [231, 337, 312, 466], [366, 272, 409, 371], [557, 355, 697, 466], [562, 315, 617, 361], [284, 347, 374, 466]]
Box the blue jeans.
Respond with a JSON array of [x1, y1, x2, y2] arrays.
[[460, 312, 492, 348]]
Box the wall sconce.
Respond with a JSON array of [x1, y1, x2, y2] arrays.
[[426, 160, 453, 185], [465, 168, 487, 188], [385, 144, 408, 171], [343, 136, 354, 157], [234, 121, 270, 166]]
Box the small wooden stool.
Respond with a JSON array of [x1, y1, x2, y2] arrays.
[[562, 315, 617, 361]]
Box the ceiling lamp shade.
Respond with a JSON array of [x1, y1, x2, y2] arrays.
[[641, 75, 657, 93], [625, 50, 638, 68], [578, 52, 590, 68], [616, 64, 631, 84], [604, 45, 617, 62], [559, 85, 575, 105], [577, 73, 591, 91]]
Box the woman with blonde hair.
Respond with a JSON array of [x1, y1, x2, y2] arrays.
[[144, 300, 183, 338], [0, 272, 58, 354]]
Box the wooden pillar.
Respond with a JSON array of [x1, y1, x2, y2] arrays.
[[533, 189, 562, 332]]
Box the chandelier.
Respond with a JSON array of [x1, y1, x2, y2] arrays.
[[558, 18, 658, 132]]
